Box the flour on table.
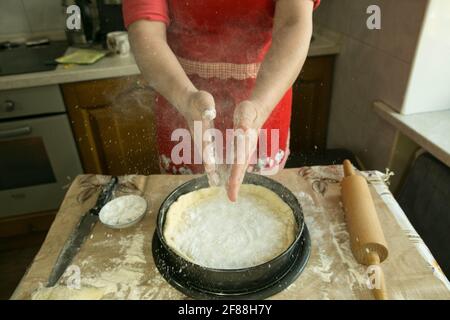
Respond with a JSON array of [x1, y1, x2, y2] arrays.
[[32, 285, 104, 300], [164, 185, 297, 269], [312, 249, 333, 283], [78, 233, 147, 299], [295, 191, 316, 208]]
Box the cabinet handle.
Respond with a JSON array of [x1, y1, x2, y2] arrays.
[[3, 100, 15, 112], [0, 126, 32, 139]]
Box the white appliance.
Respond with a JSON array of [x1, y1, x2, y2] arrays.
[[0, 85, 83, 217]]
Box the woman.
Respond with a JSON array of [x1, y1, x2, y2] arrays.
[[123, 0, 320, 201]]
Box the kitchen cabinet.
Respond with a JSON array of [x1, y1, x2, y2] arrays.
[[290, 55, 335, 154], [62, 56, 335, 175], [62, 76, 160, 175], [0, 211, 55, 240]]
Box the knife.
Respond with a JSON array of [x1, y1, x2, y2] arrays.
[[47, 176, 118, 287]]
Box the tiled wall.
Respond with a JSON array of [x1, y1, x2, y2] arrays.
[[0, 0, 66, 38], [314, 0, 428, 170]]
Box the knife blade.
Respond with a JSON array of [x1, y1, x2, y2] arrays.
[[47, 176, 118, 287]]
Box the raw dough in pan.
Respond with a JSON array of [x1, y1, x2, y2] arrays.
[[163, 185, 297, 269]]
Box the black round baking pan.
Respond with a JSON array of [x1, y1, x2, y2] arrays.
[[153, 224, 311, 299], [152, 173, 311, 299]]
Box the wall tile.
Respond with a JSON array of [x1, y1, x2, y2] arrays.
[[314, 0, 353, 35], [22, 0, 65, 33], [347, 0, 386, 49], [348, 0, 426, 63], [371, 50, 411, 112], [0, 0, 30, 35], [385, 0, 428, 63], [360, 114, 397, 169], [316, 0, 423, 170], [326, 36, 401, 170]]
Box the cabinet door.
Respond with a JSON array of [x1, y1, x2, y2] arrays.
[[62, 76, 160, 175], [290, 56, 335, 154]]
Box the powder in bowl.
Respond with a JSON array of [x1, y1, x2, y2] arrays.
[[163, 185, 297, 269], [99, 195, 147, 228]]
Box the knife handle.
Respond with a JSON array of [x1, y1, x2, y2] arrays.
[[92, 176, 118, 215]]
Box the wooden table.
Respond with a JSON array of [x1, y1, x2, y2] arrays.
[[11, 167, 450, 300]]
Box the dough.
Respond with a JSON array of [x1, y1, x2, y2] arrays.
[[31, 285, 104, 300], [163, 185, 297, 269]]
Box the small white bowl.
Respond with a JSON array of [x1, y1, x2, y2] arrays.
[[99, 195, 148, 229]]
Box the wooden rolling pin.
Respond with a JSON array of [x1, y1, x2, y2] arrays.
[[341, 160, 389, 300]]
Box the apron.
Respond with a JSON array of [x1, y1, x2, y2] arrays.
[[155, 0, 292, 174]]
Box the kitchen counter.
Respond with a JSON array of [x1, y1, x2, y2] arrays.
[[0, 32, 341, 91], [11, 167, 450, 300], [374, 101, 450, 167], [0, 51, 140, 91]]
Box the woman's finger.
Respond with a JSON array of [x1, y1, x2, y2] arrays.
[[192, 90, 216, 120], [198, 93, 218, 185], [227, 101, 260, 201], [227, 129, 251, 201], [202, 117, 215, 167], [227, 162, 246, 202], [234, 101, 257, 130]]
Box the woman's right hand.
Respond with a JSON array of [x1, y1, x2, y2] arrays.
[[180, 90, 216, 129], [179, 90, 218, 181], [128, 21, 218, 180]]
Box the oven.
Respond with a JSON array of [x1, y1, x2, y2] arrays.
[[0, 85, 83, 217]]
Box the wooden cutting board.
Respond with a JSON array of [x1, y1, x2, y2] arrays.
[[11, 167, 450, 300]]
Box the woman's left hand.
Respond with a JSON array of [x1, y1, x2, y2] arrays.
[[225, 0, 314, 202], [227, 100, 265, 202]]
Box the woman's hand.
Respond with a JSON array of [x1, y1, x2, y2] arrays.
[[226, 0, 313, 201], [227, 100, 264, 202], [180, 90, 217, 178], [129, 21, 217, 177], [180, 90, 216, 129]]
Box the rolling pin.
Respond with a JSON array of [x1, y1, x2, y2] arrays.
[[341, 160, 389, 300]]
